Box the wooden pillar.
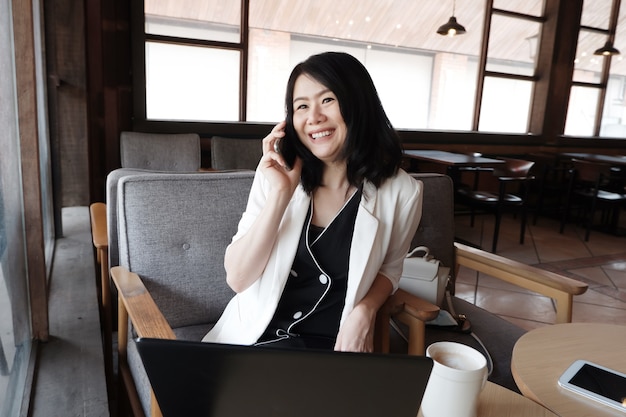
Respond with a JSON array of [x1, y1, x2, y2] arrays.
[[12, 0, 49, 341]]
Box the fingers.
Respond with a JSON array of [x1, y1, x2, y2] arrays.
[[262, 120, 286, 155]]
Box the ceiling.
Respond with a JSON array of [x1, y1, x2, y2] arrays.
[[145, 0, 626, 75]]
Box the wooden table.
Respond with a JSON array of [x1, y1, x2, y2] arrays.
[[511, 323, 626, 417], [403, 150, 505, 191], [404, 150, 505, 168], [417, 381, 557, 417], [561, 152, 626, 168]]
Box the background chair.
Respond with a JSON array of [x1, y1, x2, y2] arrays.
[[527, 152, 570, 225], [560, 158, 626, 241], [456, 157, 535, 252], [120, 131, 201, 172], [210, 136, 262, 170]]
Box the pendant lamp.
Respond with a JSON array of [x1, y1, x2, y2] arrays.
[[594, 41, 620, 56], [437, 0, 466, 37]]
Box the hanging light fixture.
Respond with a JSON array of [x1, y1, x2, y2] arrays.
[[437, 0, 466, 37], [594, 41, 620, 56]]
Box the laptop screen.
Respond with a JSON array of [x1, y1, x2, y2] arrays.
[[136, 337, 433, 417]]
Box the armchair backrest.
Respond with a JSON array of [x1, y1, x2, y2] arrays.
[[120, 131, 201, 171], [106, 168, 172, 269], [570, 158, 612, 185], [210, 136, 262, 170], [410, 173, 456, 282], [116, 171, 255, 328], [493, 157, 535, 178]]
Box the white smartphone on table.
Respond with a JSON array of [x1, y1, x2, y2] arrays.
[[558, 359, 626, 413]]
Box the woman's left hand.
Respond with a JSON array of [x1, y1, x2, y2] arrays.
[[334, 303, 376, 352]]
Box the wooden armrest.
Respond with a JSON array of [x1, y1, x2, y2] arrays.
[[375, 289, 440, 356], [89, 202, 108, 251], [454, 242, 588, 323], [386, 288, 440, 322], [110, 266, 175, 340]]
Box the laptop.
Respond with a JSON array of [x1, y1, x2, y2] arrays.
[[136, 337, 433, 417]]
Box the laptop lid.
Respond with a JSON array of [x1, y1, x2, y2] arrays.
[[136, 337, 433, 417]]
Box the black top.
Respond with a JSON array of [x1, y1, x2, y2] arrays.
[[256, 187, 362, 350]]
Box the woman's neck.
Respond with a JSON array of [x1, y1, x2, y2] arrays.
[[312, 164, 358, 227], [320, 162, 350, 190]]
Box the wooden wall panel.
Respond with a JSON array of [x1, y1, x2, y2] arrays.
[[45, 0, 89, 207]]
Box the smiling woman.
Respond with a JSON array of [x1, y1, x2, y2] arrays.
[[202, 52, 424, 354]]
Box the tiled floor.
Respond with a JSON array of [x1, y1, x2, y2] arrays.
[[453, 211, 626, 331]]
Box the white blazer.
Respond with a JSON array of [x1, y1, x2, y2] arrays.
[[203, 168, 423, 345]]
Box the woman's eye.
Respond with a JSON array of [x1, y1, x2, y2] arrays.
[[322, 97, 335, 104], [295, 104, 308, 110]]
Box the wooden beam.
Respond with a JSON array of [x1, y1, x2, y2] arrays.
[[12, 0, 49, 341]]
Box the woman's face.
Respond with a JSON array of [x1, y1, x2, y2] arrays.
[[291, 74, 347, 165]]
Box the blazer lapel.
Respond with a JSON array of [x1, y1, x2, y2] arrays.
[[271, 187, 311, 289], [346, 182, 379, 302]]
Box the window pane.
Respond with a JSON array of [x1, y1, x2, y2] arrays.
[[0, 0, 32, 412], [573, 30, 607, 83], [145, 42, 240, 121], [479, 77, 532, 133], [565, 86, 600, 136], [247, 0, 485, 129], [581, 0, 612, 28], [600, 75, 626, 137], [601, 4, 626, 138], [145, 0, 240, 43], [487, 15, 541, 76], [493, 0, 544, 16]]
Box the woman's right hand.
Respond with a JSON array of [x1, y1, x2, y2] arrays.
[[224, 122, 302, 293], [260, 121, 302, 197]]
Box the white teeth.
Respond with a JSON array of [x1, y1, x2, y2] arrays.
[[311, 130, 332, 139]]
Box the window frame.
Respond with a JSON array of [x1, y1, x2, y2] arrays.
[[130, 0, 626, 147]]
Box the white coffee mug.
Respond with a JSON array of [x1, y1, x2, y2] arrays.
[[421, 341, 488, 417]]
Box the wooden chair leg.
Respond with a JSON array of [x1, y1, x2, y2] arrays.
[[492, 211, 502, 253]]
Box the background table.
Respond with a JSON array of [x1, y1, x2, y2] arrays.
[[403, 150, 504, 190], [404, 150, 504, 168], [511, 323, 626, 417], [417, 381, 557, 417], [561, 152, 626, 167]]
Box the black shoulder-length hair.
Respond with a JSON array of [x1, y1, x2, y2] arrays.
[[284, 51, 403, 194]]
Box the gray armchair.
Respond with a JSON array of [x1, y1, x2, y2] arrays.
[[110, 171, 586, 417], [111, 171, 437, 417]]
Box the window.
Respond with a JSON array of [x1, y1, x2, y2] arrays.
[[566, 0, 626, 137], [145, 2, 626, 139], [478, 3, 544, 133], [0, 0, 33, 413], [141, 0, 495, 131]]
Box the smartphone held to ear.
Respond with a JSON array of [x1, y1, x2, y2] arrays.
[[558, 359, 626, 412], [274, 135, 298, 171]]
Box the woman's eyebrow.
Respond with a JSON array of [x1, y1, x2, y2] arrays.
[[293, 88, 333, 104]]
